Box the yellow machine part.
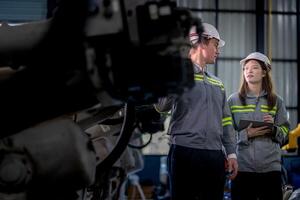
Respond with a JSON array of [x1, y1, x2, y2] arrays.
[[282, 124, 300, 150]]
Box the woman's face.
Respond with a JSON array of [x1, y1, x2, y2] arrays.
[[243, 59, 266, 85]]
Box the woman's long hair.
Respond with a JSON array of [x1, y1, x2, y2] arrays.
[[238, 59, 277, 108]]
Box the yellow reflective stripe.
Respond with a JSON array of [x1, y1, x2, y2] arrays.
[[231, 105, 256, 113], [206, 77, 223, 85], [231, 109, 255, 113], [194, 74, 204, 81], [281, 126, 288, 133], [280, 125, 289, 135], [269, 111, 276, 115], [222, 117, 232, 122], [207, 80, 224, 90], [206, 77, 222, 85], [194, 74, 223, 85], [280, 127, 288, 135], [222, 121, 233, 126], [194, 74, 204, 78], [260, 109, 276, 115], [231, 105, 256, 109], [261, 105, 277, 110], [194, 77, 204, 81], [222, 117, 233, 127], [194, 75, 224, 90], [260, 105, 277, 114]]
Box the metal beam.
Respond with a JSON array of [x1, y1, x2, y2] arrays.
[[256, 0, 264, 53], [297, 0, 300, 123]]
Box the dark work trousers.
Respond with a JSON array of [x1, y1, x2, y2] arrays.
[[231, 171, 282, 200], [167, 144, 226, 200]]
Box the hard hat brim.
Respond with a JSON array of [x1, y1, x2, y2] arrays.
[[203, 34, 225, 47], [240, 57, 272, 70], [219, 39, 225, 47]]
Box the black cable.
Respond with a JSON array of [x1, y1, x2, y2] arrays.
[[93, 103, 136, 179], [128, 132, 152, 149], [99, 117, 124, 125]]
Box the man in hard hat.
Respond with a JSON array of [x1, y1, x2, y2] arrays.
[[155, 22, 238, 200]]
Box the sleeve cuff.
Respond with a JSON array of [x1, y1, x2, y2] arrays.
[[227, 153, 237, 159]]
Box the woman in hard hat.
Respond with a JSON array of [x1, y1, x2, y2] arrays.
[[227, 52, 290, 200], [155, 22, 238, 200]]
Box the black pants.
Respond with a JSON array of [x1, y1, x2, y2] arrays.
[[231, 171, 282, 200], [167, 145, 226, 200]]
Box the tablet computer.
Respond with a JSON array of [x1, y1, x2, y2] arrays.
[[238, 119, 273, 131]]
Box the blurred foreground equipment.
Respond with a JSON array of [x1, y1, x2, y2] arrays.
[[0, 0, 203, 199]]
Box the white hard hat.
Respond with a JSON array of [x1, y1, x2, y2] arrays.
[[240, 52, 271, 70], [202, 23, 225, 47], [189, 23, 225, 47], [189, 25, 199, 46]]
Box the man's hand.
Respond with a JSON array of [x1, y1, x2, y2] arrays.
[[227, 158, 238, 180]]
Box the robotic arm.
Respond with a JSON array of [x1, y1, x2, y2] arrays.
[[0, 0, 202, 199]]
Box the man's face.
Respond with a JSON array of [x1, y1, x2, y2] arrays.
[[201, 38, 220, 64]]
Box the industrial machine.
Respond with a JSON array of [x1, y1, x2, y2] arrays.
[[0, 0, 202, 199]]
